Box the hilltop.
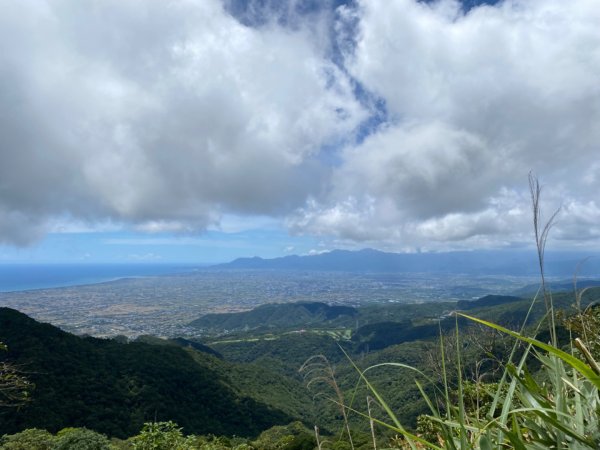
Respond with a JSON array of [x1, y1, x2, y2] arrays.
[[189, 301, 357, 332]]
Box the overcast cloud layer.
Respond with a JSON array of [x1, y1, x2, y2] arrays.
[[1, 0, 599, 251]]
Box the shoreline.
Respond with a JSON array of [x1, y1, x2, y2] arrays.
[[0, 263, 203, 294]]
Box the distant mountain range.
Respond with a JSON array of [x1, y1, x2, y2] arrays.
[[215, 248, 600, 277]]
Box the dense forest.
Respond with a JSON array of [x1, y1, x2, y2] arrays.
[[0, 308, 307, 439]]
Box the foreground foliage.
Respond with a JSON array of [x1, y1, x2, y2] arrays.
[[0, 421, 317, 450], [334, 176, 600, 449]]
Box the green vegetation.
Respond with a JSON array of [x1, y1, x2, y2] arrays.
[[0, 428, 54, 450], [52, 428, 113, 450], [0, 308, 302, 439], [0, 422, 319, 450], [190, 302, 357, 333], [3, 282, 600, 449], [314, 175, 600, 449], [0, 341, 32, 408], [352, 308, 600, 449]]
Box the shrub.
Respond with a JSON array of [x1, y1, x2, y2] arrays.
[[129, 422, 190, 450], [53, 427, 113, 450], [0, 428, 54, 450], [251, 421, 315, 450]]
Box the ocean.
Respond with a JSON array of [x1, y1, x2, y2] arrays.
[[0, 263, 200, 292]]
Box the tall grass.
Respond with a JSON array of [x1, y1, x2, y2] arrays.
[[326, 176, 600, 449]]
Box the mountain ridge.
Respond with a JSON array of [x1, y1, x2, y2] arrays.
[[214, 248, 600, 276]]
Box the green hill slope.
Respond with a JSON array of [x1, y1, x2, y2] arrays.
[[190, 301, 357, 332], [0, 308, 306, 439]]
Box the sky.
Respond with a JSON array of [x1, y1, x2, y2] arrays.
[[1, 0, 600, 264]]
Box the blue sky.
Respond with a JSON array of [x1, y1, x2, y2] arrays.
[[0, 230, 322, 264], [1, 0, 600, 263]]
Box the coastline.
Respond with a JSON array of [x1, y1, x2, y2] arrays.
[[0, 263, 201, 293]]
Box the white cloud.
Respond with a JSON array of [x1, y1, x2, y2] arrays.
[[2, 0, 600, 251], [126, 252, 163, 261], [288, 0, 600, 250], [0, 0, 366, 245]]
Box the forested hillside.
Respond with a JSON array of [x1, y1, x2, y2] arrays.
[[0, 308, 309, 439], [190, 301, 357, 332]]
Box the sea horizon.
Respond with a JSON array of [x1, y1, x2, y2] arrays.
[[0, 263, 203, 293]]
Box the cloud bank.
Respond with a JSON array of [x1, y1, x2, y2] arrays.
[[1, 0, 600, 250], [291, 0, 600, 250], [0, 0, 365, 244]]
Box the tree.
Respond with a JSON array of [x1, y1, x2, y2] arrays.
[[0, 428, 54, 450], [53, 428, 113, 450], [0, 341, 32, 407], [129, 422, 190, 450]]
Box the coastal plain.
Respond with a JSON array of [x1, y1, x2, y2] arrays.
[[0, 269, 534, 337]]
